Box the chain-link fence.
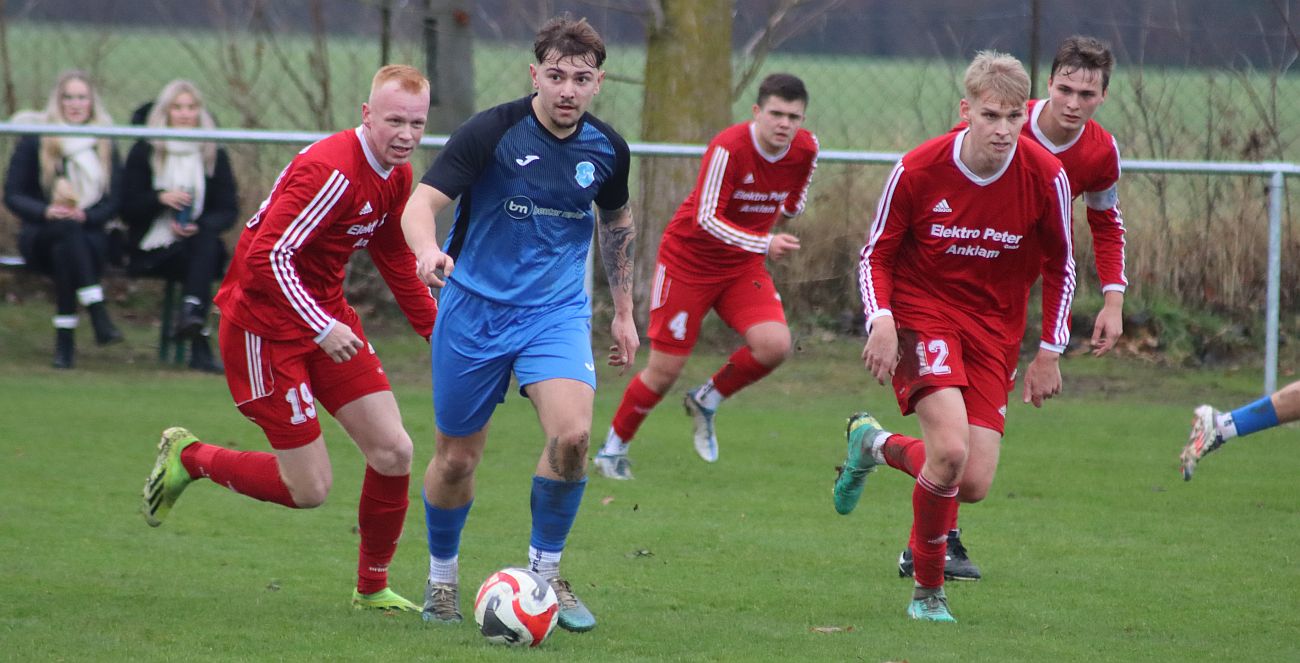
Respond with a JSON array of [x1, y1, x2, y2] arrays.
[[1, 0, 1297, 357]]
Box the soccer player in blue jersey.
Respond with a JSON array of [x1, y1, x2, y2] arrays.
[[1181, 380, 1300, 480], [401, 15, 636, 633]]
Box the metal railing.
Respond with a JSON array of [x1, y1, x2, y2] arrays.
[[2, 123, 1295, 393]]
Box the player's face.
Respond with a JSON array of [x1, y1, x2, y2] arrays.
[[167, 92, 201, 128], [1045, 67, 1107, 133], [59, 78, 92, 124], [361, 81, 430, 169], [529, 52, 604, 137], [959, 93, 1027, 171], [751, 96, 806, 154]]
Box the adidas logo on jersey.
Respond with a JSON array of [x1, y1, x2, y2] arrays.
[[359, 201, 373, 215], [742, 173, 755, 184], [932, 199, 952, 213]]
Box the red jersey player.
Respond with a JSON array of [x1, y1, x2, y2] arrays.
[[594, 73, 818, 479], [833, 51, 1075, 622], [140, 65, 438, 613], [896, 36, 1125, 584]]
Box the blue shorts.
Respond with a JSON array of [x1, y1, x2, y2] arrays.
[[431, 281, 595, 437]]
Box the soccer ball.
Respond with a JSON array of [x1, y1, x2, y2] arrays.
[[473, 567, 559, 647]]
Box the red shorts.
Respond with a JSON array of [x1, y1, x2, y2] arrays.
[[218, 315, 391, 450], [890, 321, 1019, 435], [647, 260, 786, 355]]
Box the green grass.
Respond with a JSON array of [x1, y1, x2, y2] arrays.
[[1, 299, 1298, 662]]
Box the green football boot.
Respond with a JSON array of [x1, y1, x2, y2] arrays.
[[907, 588, 957, 623], [549, 576, 596, 632], [832, 412, 883, 515], [141, 427, 199, 527], [352, 587, 420, 613]]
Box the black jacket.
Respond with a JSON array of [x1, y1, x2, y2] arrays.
[[4, 134, 123, 233], [119, 140, 238, 250]]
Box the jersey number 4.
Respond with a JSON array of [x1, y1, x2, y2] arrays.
[[915, 339, 952, 377]]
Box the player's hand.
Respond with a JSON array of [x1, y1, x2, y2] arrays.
[[158, 189, 193, 211], [767, 233, 801, 260], [415, 247, 454, 287], [1089, 292, 1124, 356], [608, 310, 639, 376], [862, 316, 899, 385], [318, 323, 364, 363], [1022, 348, 1062, 407]]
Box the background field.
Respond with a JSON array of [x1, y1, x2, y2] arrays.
[[1, 304, 1298, 662]]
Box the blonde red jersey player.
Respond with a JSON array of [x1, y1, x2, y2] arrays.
[[859, 127, 1075, 352], [657, 121, 818, 278], [216, 127, 436, 342]]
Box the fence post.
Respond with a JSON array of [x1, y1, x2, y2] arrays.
[[1265, 170, 1283, 395]]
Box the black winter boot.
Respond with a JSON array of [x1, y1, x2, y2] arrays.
[[52, 329, 75, 369], [173, 299, 206, 341], [189, 333, 223, 374], [88, 303, 123, 345]]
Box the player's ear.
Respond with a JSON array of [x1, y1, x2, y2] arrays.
[[751, 103, 761, 119], [958, 98, 970, 122], [529, 63, 539, 90]]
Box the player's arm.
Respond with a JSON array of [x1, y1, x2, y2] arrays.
[[1083, 139, 1128, 355], [859, 162, 909, 385], [693, 144, 790, 257], [372, 190, 438, 339], [400, 183, 455, 287], [1024, 167, 1075, 407], [598, 203, 638, 373], [242, 161, 360, 362], [780, 133, 819, 219], [595, 134, 638, 374]]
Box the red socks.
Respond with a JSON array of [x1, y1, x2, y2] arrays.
[[882, 433, 927, 478], [911, 473, 958, 589], [356, 466, 410, 595], [710, 346, 774, 397], [180, 442, 296, 507], [611, 374, 666, 441]]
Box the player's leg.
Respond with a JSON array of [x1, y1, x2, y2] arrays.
[[141, 321, 323, 527], [595, 349, 689, 479], [906, 388, 967, 622], [684, 271, 790, 462], [331, 390, 419, 611], [525, 377, 598, 632], [420, 284, 511, 623], [1182, 380, 1300, 480]]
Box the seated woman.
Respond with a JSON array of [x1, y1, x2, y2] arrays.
[[4, 69, 123, 369], [121, 79, 238, 373]]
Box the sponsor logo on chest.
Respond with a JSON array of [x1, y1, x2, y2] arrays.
[[347, 212, 387, 248], [928, 222, 1023, 260], [732, 188, 789, 215]]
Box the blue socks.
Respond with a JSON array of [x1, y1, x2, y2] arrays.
[[1229, 396, 1280, 438], [424, 492, 472, 560], [529, 475, 586, 553]]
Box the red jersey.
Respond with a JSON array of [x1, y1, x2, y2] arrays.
[[215, 128, 436, 342], [859, 129, 1075, 351], [1023, 98, 1127, 292], [658, 122, 818, 279]]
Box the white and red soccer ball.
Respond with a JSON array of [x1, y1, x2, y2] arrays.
[[473, 567, 559, 647]]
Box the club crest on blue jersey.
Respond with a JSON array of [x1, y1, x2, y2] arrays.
[[574, 161, 595, 188], [504, 195, 534, 219]]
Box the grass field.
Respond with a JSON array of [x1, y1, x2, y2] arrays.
[[2, 300, 1298, 662]]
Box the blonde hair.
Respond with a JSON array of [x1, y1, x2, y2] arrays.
[[963, 50, 1030, 107], [146, 79, 218, 176], [369, 64, 429, 101], [39, 69, 114, 196]]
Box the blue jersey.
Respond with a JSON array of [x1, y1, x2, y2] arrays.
[[422, 96, 631, 307]]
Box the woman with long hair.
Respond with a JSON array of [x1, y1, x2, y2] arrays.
[[121, 79, 237, 372], [4, 69, 123, 368]]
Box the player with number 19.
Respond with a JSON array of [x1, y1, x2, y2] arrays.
[[139, 65, 438, 613]]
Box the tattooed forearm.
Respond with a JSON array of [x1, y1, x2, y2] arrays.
[[597, 205, 635, 297]]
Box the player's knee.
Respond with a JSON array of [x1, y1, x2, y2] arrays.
[[926, 445, 967, 484], [958, 484, 989, 503], [641, 365, 681, 393], [365, 435, 413, 475], [751, 338, 792, 366], [288, 476, 332, 508], [546, 429, 589, 479], [433, 447, 481, 482]]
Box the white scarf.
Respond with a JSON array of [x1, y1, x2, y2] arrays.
[[58, 134, 106, 209], [141, 141, 207, 251]]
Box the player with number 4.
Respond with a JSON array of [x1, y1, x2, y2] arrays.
[[139, 65, 438, 613], [833, 51, 1074, 622]]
